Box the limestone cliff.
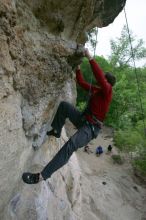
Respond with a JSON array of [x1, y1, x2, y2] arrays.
[[0, 0, 126, 219]]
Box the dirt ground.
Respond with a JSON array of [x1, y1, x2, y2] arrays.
[[75, 126, 146, 220]]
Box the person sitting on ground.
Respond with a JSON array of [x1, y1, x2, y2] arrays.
[[96, 146, 103, 156], [22, 48, 116, 184], [84, 146, 90, 154], [84, 145, 93, 154]]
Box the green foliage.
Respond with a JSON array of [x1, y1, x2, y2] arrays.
[[105, 65, 146, 129], [76, 101, 86, 112], [114, 127, 145, 152], [111, 155, 124, 165], [109, 25, 146, 68], [132, 154, 146, 177], [105, 70, 128, 127], [114, 123, 146, 177], [87, 27, 98, 54]]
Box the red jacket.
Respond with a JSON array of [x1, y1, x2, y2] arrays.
[[76, 59, 112, 123]]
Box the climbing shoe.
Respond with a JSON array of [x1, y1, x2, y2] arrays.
[[46, 129, 60, 138], [22, 172, 40, 184]]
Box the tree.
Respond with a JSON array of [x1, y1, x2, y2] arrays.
[[86, 27, 98, 55], [106, 25, 146, 128], [109, 25, 146, 68]]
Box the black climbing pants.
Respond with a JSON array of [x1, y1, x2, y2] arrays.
[[41, 101, 101, 180]]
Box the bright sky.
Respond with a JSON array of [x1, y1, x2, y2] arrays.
[[95, 0, 146, 67]]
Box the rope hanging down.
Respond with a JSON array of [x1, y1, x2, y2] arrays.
[[88, 27, 98, 95], [94, 27, 98, 58], [83, 27, 98, 111], [124, 7, 146, 135]]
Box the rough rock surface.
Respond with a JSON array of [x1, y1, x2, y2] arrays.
[[0, 0, 126, 219]]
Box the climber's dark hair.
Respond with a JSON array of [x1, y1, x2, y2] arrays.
[[105, 72, 116, 87]]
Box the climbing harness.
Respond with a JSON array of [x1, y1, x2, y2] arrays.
[[124, 7, 146, 135]]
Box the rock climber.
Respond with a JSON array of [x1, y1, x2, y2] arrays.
[[22, 48, 116, 184]]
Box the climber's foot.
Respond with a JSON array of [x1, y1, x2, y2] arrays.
[[22, 172, 40, 184]]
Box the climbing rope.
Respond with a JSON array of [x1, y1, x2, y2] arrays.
[[124, 7, 146, 135], [88, 27, 98, 100], [93, 27, 98, 58]]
